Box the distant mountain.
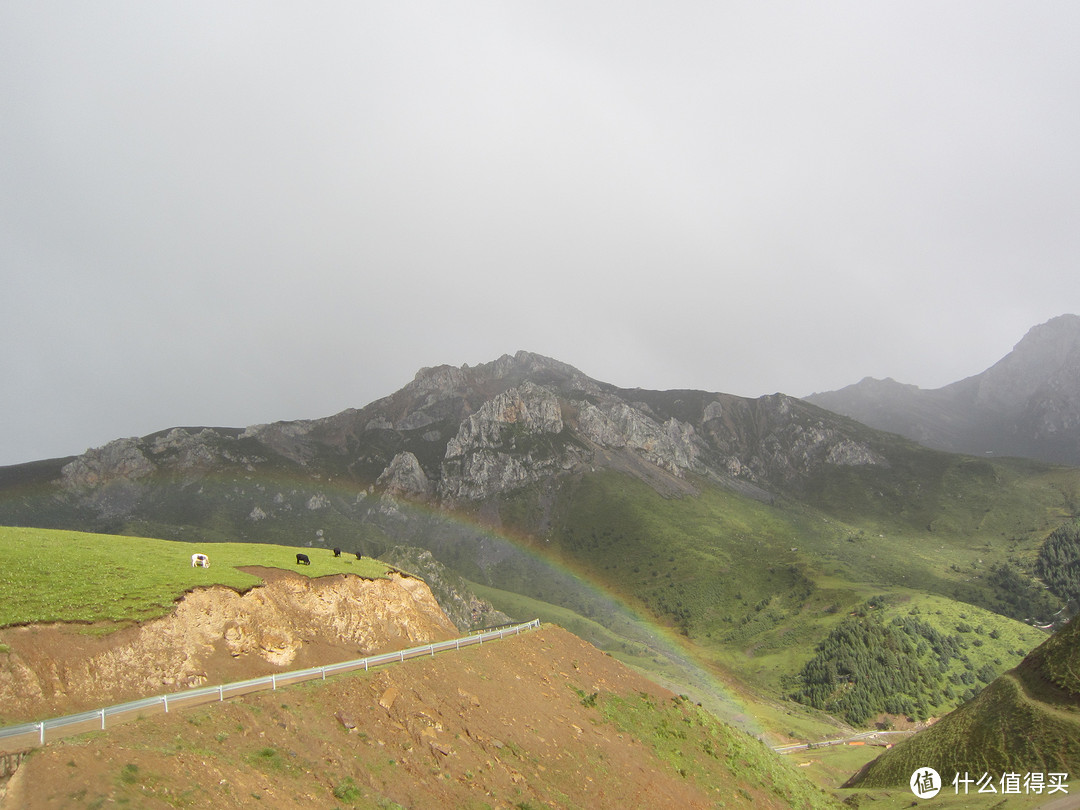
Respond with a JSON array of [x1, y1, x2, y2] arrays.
[[846, 611, 1080, 789], [806, 314, 1080, 466]]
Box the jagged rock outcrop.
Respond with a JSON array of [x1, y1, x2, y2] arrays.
[[240, 421, 316, 466], [445, 382, 564, 455], [439, 382, 583, 500], [577, 401, 702, 474], [4, 347, 902, 530], [60, 438, 155, 489], [377, 452, 433, 498], [744, 395, 887, 485]]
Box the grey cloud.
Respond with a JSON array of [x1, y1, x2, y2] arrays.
[[3, 3, 1080, 465]]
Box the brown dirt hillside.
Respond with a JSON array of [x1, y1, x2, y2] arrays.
[[0, 626, 839, 810], [0, 568, 456, 724]]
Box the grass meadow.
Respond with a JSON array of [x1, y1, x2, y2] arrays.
[[0, 525, 392, 627]]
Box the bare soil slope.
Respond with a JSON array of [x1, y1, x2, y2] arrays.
[[0, 569, 456, 724], [1, 626, 837, 809]]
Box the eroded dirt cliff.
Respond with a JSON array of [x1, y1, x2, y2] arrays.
[[0, 568, 456, 724]]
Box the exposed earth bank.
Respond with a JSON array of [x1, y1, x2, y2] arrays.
[[0, 568, 457, 724], [0, 626, 838, 809]]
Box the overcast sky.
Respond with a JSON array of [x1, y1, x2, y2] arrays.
[[3, 3, 1080, 466]]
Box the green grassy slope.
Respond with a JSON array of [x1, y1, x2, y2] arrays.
[[597, 691, 839, 809], [492, 466, 1065, 727], [848, 614, 1080, 788], [0, 526, 392, 627], [789, 594, 1042, 731]]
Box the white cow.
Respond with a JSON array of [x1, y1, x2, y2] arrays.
[[191, 553, 210, 568]]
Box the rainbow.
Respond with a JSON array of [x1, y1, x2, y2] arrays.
[[350, 494, 761, 735], [0, 463, 761, 735]]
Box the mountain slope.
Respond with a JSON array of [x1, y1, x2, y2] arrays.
[[1, 350, 1077, 739], [6, 348, 1067, 539], [0, 626, 840, 810], [845, 612, 1080, 789], [806, 314, 1080, 465]]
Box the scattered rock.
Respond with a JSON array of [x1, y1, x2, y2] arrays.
[[335, 712, 358, 732], [379, 686, 399, 712]]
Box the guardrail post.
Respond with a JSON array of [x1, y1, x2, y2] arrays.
[[100, 709, 106, 730], [399, 651, 404, 662], [162, 695, 169, 713], [429, 645, 434, 657], [219, 685, 224, 702], [321, 667, 326, 680], [272, 674, 277, 691], [364, 659, 368, 671], [39, 722, 44, 745]]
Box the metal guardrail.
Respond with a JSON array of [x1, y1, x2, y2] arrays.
[[0, 618, 541, 754]]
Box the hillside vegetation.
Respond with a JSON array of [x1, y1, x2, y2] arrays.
[[1036, 518, 1080, 618], [787, 596, 1044, 725], [490, 469, 1059, 726], [847, 613, 1080, 789]]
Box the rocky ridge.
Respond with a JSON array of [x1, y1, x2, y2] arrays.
[[32, 351, 886, 511]]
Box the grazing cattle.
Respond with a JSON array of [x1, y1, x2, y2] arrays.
[[191, 553, 209, 568], [296, 553, 311, 565], [355, 552, 362, 560], [333, 547, 341, 557]]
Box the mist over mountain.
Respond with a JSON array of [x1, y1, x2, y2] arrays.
[[806, 314, 1080, 466]]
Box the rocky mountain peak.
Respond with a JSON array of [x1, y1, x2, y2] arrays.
[[409, 363, 469, 395], [971, 313, 1080, 413], [376, 451, 433, 499], [491, 350, 592, 384], [396, 352, 600, 416]]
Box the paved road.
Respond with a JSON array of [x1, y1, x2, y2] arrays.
[[773, 729, 915, 753]]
